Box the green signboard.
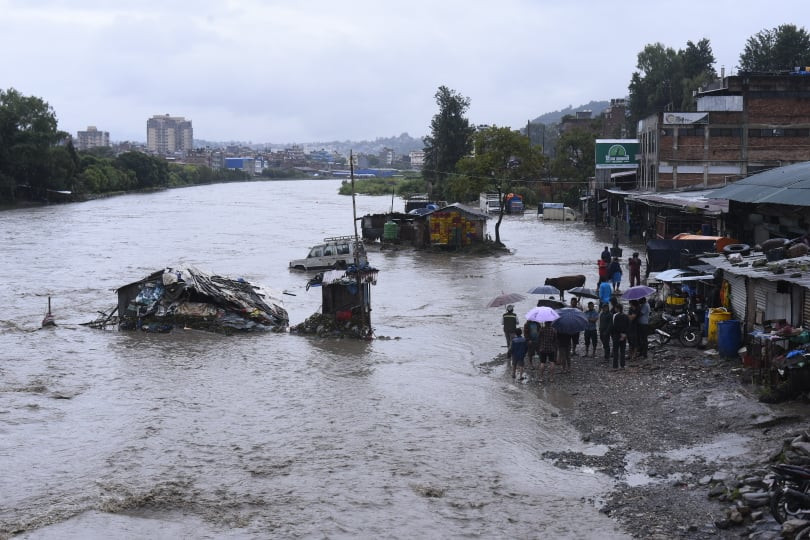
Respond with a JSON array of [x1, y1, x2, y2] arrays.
[[595, 139, 639, 169]]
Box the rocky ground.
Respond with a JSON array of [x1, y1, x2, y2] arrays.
[[512, 341, 809, 539]]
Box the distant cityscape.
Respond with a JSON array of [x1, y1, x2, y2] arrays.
[[75, 115, 426, 176]]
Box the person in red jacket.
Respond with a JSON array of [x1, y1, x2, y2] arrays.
[[628, 252, 642, 287], [597, 258, 608, 283]]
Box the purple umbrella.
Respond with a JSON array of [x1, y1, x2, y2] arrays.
[[621, 285, 656, 300]]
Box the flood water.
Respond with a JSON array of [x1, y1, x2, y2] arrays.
[[0, 180, 629, 539]]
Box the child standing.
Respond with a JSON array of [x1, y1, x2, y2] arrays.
[[510, 327, 528, 380]]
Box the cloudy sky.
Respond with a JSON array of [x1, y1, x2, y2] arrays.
[[2, 0, 809, 144]]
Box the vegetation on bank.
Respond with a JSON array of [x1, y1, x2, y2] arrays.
[[337, 175, 426, 197]]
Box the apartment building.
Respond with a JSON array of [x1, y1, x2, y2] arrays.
[[76, 126, 110, 150], [146, 114, 193, 154], [637, 72, 810, 191]]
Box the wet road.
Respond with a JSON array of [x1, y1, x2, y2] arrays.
[[0, 180, 628, 539]]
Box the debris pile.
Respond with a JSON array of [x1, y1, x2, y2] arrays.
[[114, 266, 288, 334]]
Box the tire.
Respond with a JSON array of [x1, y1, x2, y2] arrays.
[[770, 486, 790, 524], [678, 326, 701, 347], [723, 243, 751, 256]]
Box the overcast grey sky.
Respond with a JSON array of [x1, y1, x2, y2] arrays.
[[3, 0, 809, 144]]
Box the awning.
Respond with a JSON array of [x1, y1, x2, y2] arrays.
[[610, 170, 637, 179]]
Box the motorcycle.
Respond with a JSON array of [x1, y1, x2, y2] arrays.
[[650, 309, 701, 347], [770, 463, 810, 524]]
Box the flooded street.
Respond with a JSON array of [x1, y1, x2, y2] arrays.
[[1, 180, 629, 539]]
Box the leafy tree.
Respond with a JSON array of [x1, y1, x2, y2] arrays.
[[422, 86, 474, 200], [550, 128, 595, 190], [739, 24, 810, 71], [628, 39, 716, 128], [0, 88, 65, 202], [455, 126, 545, 245], [115, 151, 169, 189]]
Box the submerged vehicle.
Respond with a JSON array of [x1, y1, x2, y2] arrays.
[[289, 235, 368, 271], [116, 265, 288, 333], [539, 202, 576, 221]]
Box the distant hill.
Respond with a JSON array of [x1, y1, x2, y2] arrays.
[[531, 100, 610, 125]]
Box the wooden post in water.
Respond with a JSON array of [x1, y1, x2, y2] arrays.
[[42, 296, 56, 327], [350, 151, 369, 335]]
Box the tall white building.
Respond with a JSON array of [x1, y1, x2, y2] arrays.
[[76, 126, 110, 150], [146, 114, 193, 154]]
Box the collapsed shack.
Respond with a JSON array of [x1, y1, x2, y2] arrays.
[[291, 264, 378, 338], [109, 266, 288, 334]]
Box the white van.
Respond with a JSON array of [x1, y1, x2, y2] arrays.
[[539, 203, 576, 221], [289, 236, 368, 270]]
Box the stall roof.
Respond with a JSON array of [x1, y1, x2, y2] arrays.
[[699, 253, 810, 290], [430, 202, 490, 220], [708, 161, 810, 205], [627, 188, 728, 214]]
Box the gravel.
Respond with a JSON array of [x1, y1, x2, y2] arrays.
[[518, 342, 808, 539]]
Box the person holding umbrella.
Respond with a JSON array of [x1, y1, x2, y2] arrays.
[[502, 305, 519, 348], [536, 322, 557, 383]]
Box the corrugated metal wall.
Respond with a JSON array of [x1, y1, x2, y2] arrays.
[[804, 289, 810, 328], [727, 274, 747, 323]]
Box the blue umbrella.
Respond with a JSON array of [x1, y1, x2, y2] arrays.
[[552, 307, 589, 334], [528, 285, 560, 296]]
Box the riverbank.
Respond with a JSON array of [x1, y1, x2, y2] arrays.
[[507, 343, 807, 538]]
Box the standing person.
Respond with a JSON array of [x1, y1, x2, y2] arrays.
[[628, 252, 642, 287], [607, 257, 622, 293], [510, 328, 528, 380], [601, 246, 612, 263], [569, 297, 582, 356], [610, 303, 630, 369], [638, 297, 650, 359], [598, 302, 612, 360], [536, 321, 557, 383], [597, 257, 608, 284], [502, 305, 518, 348], [599, 279, 613, 306], [583, 301, 599, 357], [627, 299, 640, 361], [556, 331, 573, 373], [524, 317, 541, 378]]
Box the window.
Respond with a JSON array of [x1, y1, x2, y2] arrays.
[[337, 244, 350, 255], [710, 128, 741, 137], [679, 127, 704, 137], [308, 247, 323, 258]]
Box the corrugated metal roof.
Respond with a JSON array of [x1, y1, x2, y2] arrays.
[[627, 189, 728, 214], [707, 161, 810, 205], [699, 253, 810, 290]]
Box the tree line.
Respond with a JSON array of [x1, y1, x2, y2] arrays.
[[0, 88, 250, 206]]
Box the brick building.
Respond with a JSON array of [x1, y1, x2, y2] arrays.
[[637, 72, 810, 192]]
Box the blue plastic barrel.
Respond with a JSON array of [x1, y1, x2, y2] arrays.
[[718, 320, 742, 357]]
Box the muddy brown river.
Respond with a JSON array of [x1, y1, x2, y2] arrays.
[[1, 180, 630, 538]]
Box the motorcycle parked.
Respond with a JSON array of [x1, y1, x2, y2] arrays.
[[770, 463, 810, 523], [650, 309, 701, 347]]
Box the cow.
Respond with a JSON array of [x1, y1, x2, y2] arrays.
[[545, 274, 586, 300]]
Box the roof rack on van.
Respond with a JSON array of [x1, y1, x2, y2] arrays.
[[323, 235, 360, 242]]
